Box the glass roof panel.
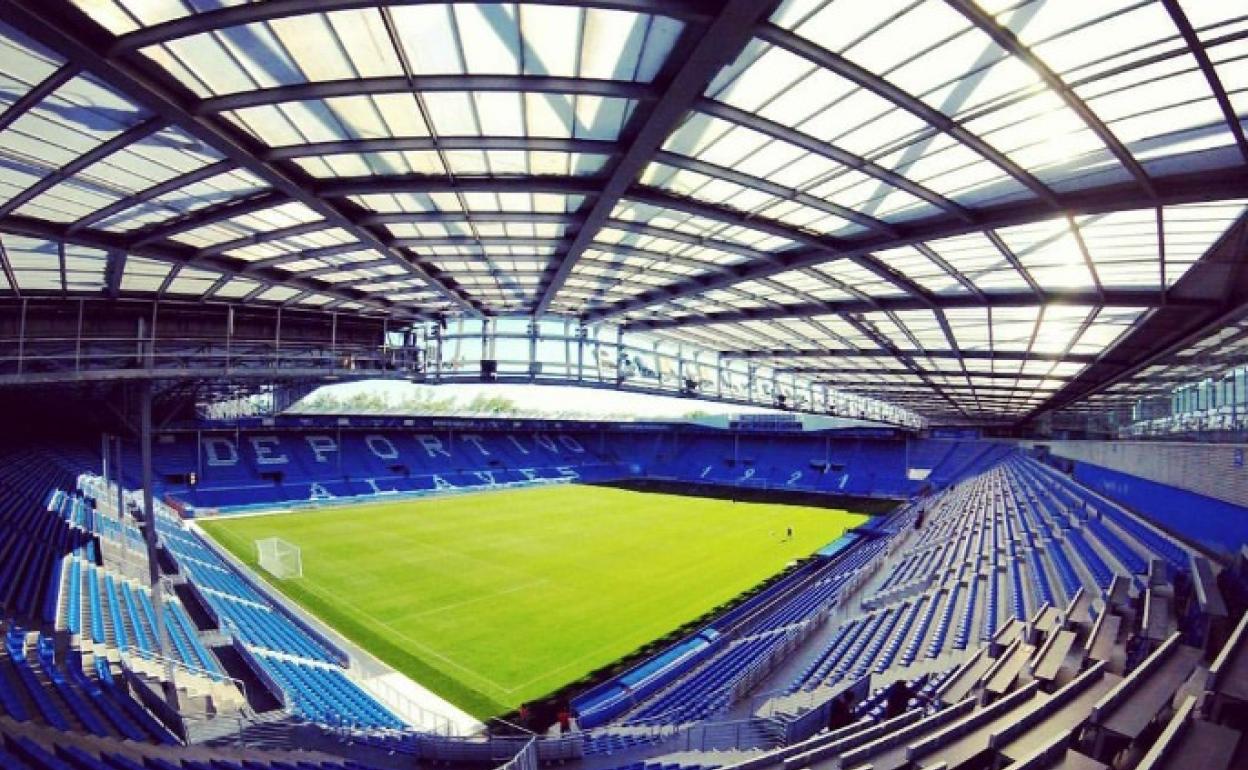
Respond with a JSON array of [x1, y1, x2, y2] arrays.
[[0, 74, 147, 209], [810, 260, 908, 298], [0, 22, 63, 104], [91, 168, 266, 232], [994, 217, 1096, 291], [0, 1, 1242, 424], [840, 2, 977, 84], [874, 245, 969, 295], [118, 256, 170, 293], [1161, 200, 1248, 288]]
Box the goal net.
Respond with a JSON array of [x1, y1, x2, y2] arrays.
[[256, 538, 302, 579]]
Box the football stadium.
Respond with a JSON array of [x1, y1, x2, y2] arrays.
[[0, 2, 1247, 770]]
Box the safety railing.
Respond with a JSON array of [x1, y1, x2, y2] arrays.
[[497, 737, 538, 770], [361, 674, 457, 736], [120, 645, 243, 694], [730, 615, 828, 704], [676, 716, 784, 752]]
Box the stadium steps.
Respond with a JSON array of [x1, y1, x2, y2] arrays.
[[655, 747, 765, 767], [210, 646, 284, 714], [183, 707, 287, 746], [0, 713, 364, 769]]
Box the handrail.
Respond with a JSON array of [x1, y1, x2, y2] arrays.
[[838, 697, 975, 767], [497, 737, 537, 770], [988, 661, 1107, 750], [1091, 631, 1182, 720], [120, 645, 244, 695], [1208, 607, 1248, 688], [362, 675, 457, 736], [1134, 694, 1198, 770], [934, 647, 985, 702], [780, 709, 921, 769], [905, 681, 1039, 761]]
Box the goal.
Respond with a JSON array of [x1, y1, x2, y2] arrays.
[[256, 538, 302, 579]]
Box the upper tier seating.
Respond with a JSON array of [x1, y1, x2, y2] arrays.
[[146, 430, 627, 510], [143, 430, 1013, 513]]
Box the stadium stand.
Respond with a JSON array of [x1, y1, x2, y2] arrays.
[[138, 426, 1009, 514], [148, 429, 627, 510], [0, 423, 1243, 770]]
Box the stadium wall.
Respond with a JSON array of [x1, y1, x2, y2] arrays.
[[1037, 440, 1248, 557], [600, 478, 901, 514]]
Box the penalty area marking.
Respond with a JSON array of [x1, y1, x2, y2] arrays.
[[295, 576, 648, 698], [301, 570, 707, 697], [292, 576, 516, 696]]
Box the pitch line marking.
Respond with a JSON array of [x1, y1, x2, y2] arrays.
[[293, 578, 514, 694], [388, 529, 546, 584], [386, 579, 548, 623]]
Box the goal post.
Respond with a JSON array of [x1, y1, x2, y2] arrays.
[[256, 537, 302, 579]]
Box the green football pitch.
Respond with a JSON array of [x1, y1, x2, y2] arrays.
[[198, 485, 867, 720]]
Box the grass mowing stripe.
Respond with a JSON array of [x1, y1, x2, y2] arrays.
[[199, 485, 866, 719]]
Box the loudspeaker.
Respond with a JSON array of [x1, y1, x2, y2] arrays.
[[480, 359, 498, 381]]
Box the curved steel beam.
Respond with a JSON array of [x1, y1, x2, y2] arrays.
[[944, 0, 1156, 198], [1161, 0, 1248, 164], [582, 166, 1248, 322], [623, 290, 1180, 329], [69, 159, 236, 233], [197, 76, 657, 114], [722, 347, 1096, 363], [0, 214, 425, 318], [756, 23, 1061, 207], [697, 99, 972, 222], [0, 117, 164, 219], [265, 136, 619, 161], [531, 0, 786, 315], [109, 0, 717, 54]]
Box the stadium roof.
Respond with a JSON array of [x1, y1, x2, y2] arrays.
[[0, 0, 1246, 424]]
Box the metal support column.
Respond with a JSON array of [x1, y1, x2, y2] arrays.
[[100, 434, 109, 497], [615, 327, 624, 384], [17, 297, 27, 374], [75, 299, 83, 372], [434, 325, 443, 383], [140, 381, 180, 711], [528, 318, 539, 380], [274, 306, 282, 368], [113, 437, 124, 523], [576, 325, 586, 382]]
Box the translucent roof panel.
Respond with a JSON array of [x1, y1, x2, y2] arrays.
[[294, 150, 611, 179], [0, 73, 149, 210], [0, 2, 1242, 424], [15, 127, 223, 224], [103, 5, 683, 94], [91, 168, 268, 233], [351, 192, 585, 216], [0, 234, 108, 293], [224, 93, 640, 146]]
